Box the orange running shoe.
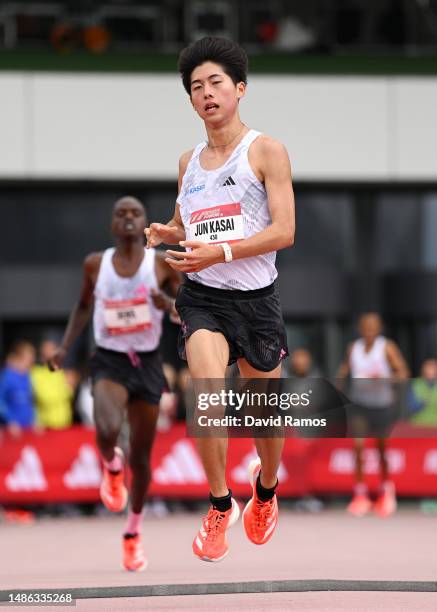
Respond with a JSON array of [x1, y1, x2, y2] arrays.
[[123, 534, 147, 572], [374, 482, 397, 518], [347, 494, 372, 517], [242, 458, 278, 545], [4, 509, 35, 525], [192, 498, 240, 562], [100, 447, 128, 513]]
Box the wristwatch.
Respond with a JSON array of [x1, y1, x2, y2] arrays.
[[220, 242, 233, 263]]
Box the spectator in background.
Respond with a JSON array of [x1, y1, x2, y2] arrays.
[[282, 348, 321, 378], [0, 340, 36, 437], [31, 340, 75, 430], [408, 358, 437, 427]]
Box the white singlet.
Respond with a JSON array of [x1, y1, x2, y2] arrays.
[[350, 336, 392, 378], [177, 129, 277, 290], [349, 336, 393, 407], [93, 247, 163, 352]]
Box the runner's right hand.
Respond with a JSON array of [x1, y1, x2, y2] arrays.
[[144, 223, 179, 248], [47, 347, 67, 371]]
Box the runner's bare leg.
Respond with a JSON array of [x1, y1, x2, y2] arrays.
[[185, 329, 229, 497], [238, 359, 283, 488], [93, 379, 127, 461]]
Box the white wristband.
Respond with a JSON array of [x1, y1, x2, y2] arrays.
[[220, 242, 233, 263]]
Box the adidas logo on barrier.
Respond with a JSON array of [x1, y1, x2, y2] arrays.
[[5, 446, 48, 491], [153, 440, 206, 485], [329, 448, 405, 474], [231, 449, 289, 483], [423, 449, 437, 474], [63, 444, 102, 489], [222, 176, 236, 186]]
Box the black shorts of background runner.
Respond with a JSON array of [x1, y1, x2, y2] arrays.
[[348, 404, 401, 438], [175, 279, 289, 372], [89, 347, 167, 405]]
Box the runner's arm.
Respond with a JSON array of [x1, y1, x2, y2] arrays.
[[144, 152, 190, 247], [48, 253, 99, 370], [153, 251, 183, 313], [386, 341, 410, 380], [161, 258, 183, 298], [169, 203, 186, 243], [336, 344, 352, 379], [171, 151, 191, 240], [229, 137, 295, 261]]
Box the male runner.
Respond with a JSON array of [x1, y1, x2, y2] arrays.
[[337, 312, 409, 517], [49, 196, 180, 571], [145, 37, 295, 562]]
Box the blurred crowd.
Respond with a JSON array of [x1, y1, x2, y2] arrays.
[[2, 335, 437, 435], [0, 338, 193, 436]]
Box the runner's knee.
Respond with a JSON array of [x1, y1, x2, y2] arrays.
[[94, 404, 123, 445]]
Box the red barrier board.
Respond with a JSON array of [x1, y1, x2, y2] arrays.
[[0, 425, 436, 503]]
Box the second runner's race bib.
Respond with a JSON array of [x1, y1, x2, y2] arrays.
[[189, 203, 244, 244], [103, 297, 151, 336]]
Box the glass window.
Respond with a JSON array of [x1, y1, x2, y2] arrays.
[[278, 191, 355, 270]]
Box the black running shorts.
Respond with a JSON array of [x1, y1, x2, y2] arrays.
[[348, 404, 400, 438], [89, 347, 166, 405], [175, 279, 289, 372]]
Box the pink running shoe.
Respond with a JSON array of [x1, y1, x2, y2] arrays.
[[123, 534, 147, 572], [347, 494, 372, 517], [192, 498, 240, 562], [374, 482, 397, 518], [100, 447, 128, 513], [242, 458, 279, 545]]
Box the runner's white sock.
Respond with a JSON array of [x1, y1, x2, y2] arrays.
[[103, 449, 123, 473], [354, 482, 368, 496], [124, 508, 144, 535]]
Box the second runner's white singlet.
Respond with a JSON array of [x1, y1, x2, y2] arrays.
[[93, 247, 163, 352], [349, 336, 393, 407], [177, 129, 277, 290]]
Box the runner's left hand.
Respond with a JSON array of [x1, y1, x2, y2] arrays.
[[151, 289, 174, 313], [165, 241, 224, 273]]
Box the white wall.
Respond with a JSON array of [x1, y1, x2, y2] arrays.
[[393, 79, 437, 180], [244, 77, 390, 180], [1, 74, 28, 175], [0, 72, 436, 181]]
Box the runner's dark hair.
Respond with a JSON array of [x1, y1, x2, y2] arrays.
[[178, 37, 248, 95]]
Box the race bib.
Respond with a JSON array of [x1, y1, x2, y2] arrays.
[[189, 203, 244, 244], [103, 297, 151, 336]]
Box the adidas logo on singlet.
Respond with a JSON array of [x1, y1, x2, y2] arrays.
[[222, 176, 236, 186]]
